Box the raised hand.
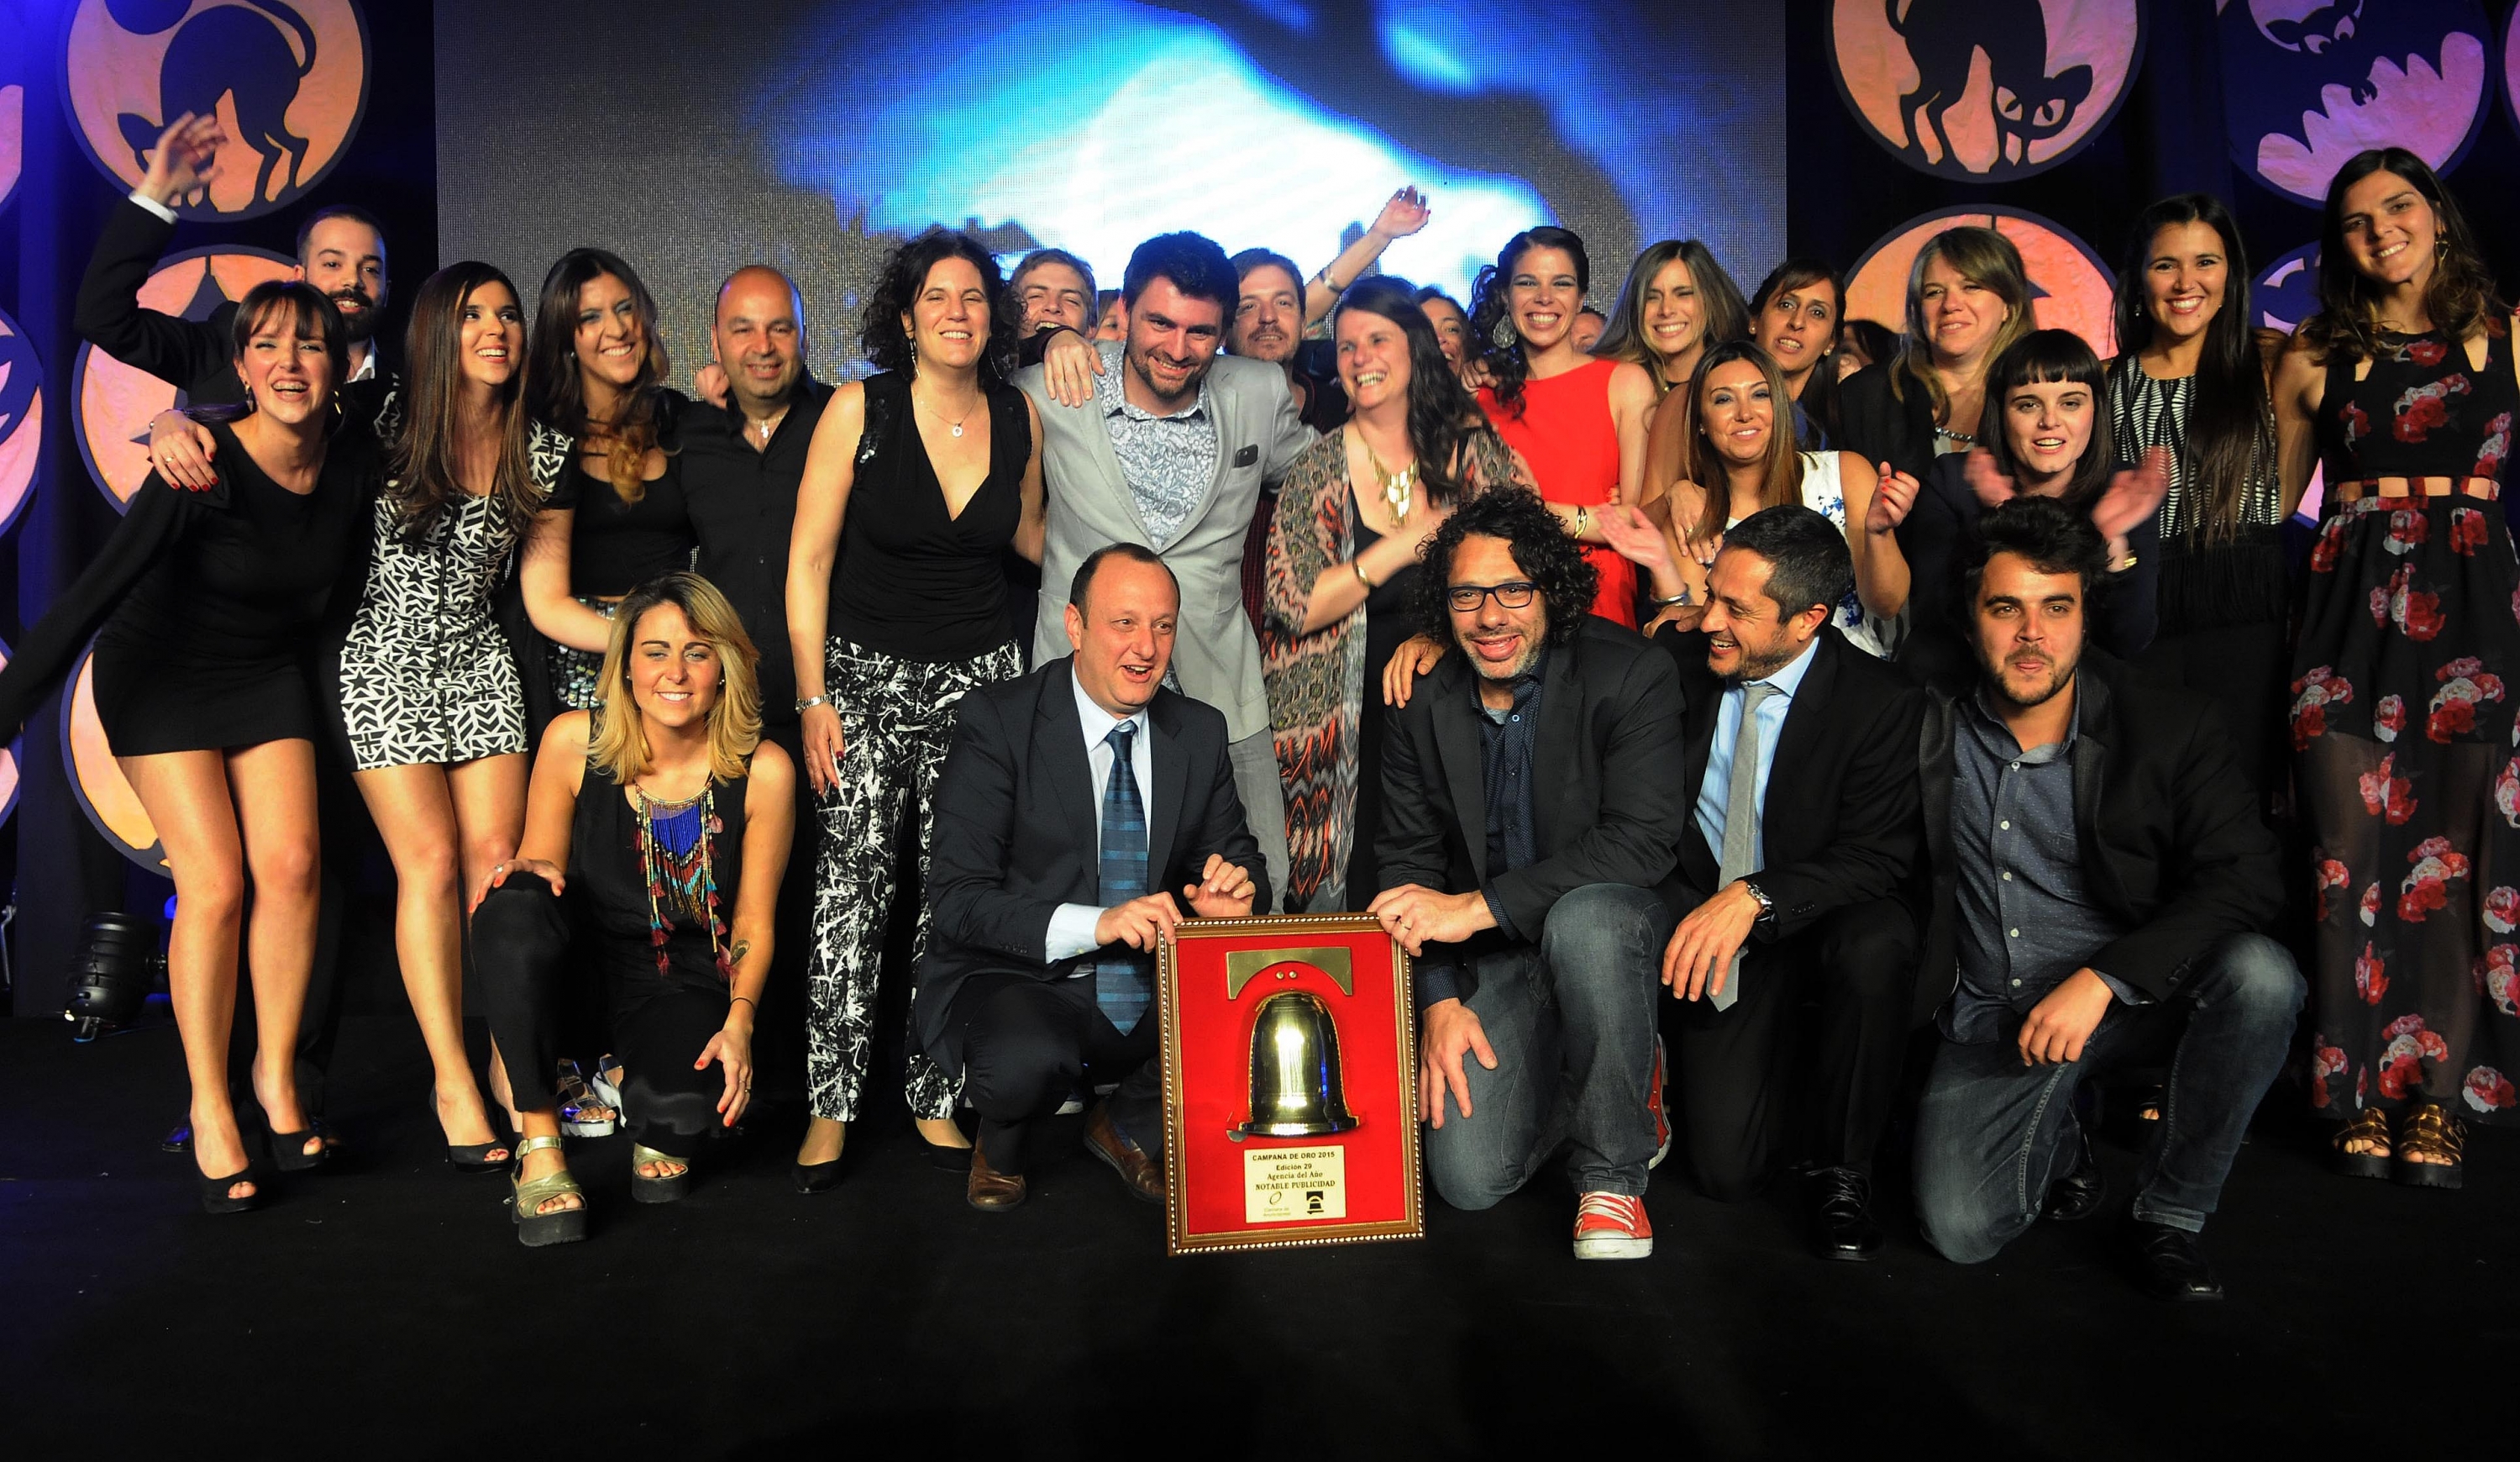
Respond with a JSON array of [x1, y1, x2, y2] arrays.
[[1595, 502, 1677, 576], [2092, 445, 2172, 543], [1866, 463, 1920, 535], [1042, 328, 1104, 409], [139, 113, 223, 208], [1372, 185, 1431, 240], [1962, 449, 2015, 511]]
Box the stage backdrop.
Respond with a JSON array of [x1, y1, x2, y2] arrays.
[[433, 0, 1788, 383]]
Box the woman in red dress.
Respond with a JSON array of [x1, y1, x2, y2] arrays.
[[1465, 226, 1661, 626]]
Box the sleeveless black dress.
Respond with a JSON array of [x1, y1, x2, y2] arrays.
[[573, 755, 751, 996], [2292, 326, 2520, 1123]]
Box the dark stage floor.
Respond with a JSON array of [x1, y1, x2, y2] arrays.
[[1, 1007, 2508, 1460]]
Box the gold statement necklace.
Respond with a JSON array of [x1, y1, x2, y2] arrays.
[[1362, 434, 1416, 525]]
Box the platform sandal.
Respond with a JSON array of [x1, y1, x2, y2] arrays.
[[2329, 1107, 2391, 1180], [509, 1136, 589, 1247], [2393, 1102, 2465, 1191], [556, 1060, 618, 1139], [432, 1092, 514, 1174], [197, 1165, 261, 1215], [631, 1144, 690, 1205]]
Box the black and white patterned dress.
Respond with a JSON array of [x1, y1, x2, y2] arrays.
[[337, 407, 569, 770]]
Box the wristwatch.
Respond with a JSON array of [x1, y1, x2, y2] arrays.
[[795, 695, 829, 713], [1739, 880, 1776, 924]]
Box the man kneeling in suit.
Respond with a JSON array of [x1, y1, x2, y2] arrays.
[[917, 544, 1268, 1211]]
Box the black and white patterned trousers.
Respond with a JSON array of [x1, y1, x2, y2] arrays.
[[806, 634, 1026, 1123]]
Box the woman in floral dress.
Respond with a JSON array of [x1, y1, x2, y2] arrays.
[[2276, 148, 2520, 1187]]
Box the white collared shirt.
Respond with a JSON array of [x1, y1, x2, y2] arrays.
[[1043, 665, 1157, 968]]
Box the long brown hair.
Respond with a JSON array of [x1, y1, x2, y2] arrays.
[[1593, 239, 1751, 394], [1681, 340, 1805, 547], [1890, 226, 2037, 422], [2299, 147, 2510, 366], [529, 247, 672, 502], [386, 262, 538, 544], [587, 572, 763, 786], [2111, 193, 2274, 541]]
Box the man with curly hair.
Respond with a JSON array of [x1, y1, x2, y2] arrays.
[[1369, 490, 1689, 1258]]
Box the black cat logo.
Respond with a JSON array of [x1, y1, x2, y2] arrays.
[[110, 1, 320, 208], [1888, 0, 2093, 171]]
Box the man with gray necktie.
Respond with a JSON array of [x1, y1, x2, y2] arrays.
[[1656, 507, 1928, 1262]]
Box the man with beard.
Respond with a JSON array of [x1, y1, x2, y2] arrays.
[[80, 114, 396, 428], [1655, 506, 1927, 1261], [1370, 491, 1688, 1259], [1909, 497, 2301, 1302], [1017, 231, 1314, 905]]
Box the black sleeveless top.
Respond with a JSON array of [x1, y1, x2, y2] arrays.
[[827, 370, 1025, 662], [546, 391, 697, 597], [570, 755, 750, 991], [2316, 328, 2517, 489]]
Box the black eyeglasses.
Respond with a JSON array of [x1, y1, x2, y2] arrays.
[[1447, 580, 1536, 613]]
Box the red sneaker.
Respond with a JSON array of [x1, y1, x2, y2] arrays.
[[1646, 1034, 1671, 1170], [1572, 1191, 1653, 1260]]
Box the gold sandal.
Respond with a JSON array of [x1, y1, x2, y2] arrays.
[[631, 1143, 690, 1205], [2330, 1107, 2391, 1180], [510, 1135, 589, 1246], [2393, 1102, 2465, 1191]]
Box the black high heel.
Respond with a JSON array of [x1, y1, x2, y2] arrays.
[[792, 1158, 843, 1195], [197, 1165, 260, 1215], [266, 1122, 330, 1173], [430, 1094, 514, 1174]]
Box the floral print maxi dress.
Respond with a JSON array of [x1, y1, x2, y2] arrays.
[[2293, 326, 2520, 1123]]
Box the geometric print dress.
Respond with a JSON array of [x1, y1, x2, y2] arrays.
[[337, 401, 570, 770], [2292, 324, 2520, 1123]]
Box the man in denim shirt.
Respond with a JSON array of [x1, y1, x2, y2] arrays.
[[1910, 499, 2303, 1301]]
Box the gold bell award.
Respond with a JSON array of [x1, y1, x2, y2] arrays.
[[1230, 991, 1361, 1140]]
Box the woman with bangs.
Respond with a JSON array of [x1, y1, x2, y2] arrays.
[[1884, 329, 2169, 692], [1467, 226, 1660, 626], [1629, 339, 1908, 656], [1593, 239, 1751, 399], [0, 281, 370, 1212], [2275, 149, 2520, 1186], [522, 249, 696, 736], [475, 573, 794, 1244], [784, 227, 1046, 1187], [1746, 258, 1849, 450], [1836, 226, 2039, 483], [338, 260, 564, 1175], [2107, 193, 2290, 807]]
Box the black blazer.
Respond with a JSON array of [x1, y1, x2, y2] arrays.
[[1914, 652, 2282, 1014], [74, 197, 395, 415], [1893, 454, 2162, 693], [1375, 616, 1690, 971], [1833, 362, 1940, 482], [915, 658, 1268, 1077], [1659, 624, 1926, 936]]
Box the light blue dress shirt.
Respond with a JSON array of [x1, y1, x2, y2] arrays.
[[1044, 666, 1155, 969], [1691, 636, 1820, 875]]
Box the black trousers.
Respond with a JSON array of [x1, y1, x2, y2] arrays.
[[953, 972, 1161, 1174], [475, 876, 730, 1160], [1672, 897, 1919, 1200]]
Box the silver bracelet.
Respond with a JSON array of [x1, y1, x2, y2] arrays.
[[795, 695, 829, 713]]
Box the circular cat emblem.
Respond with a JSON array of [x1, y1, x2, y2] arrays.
[[72, 245, 295, 508], [64, 645, 166, 872], [60, 0, 370, 221], [2218, 0, 2491, 205], [2255, 242, 2323, 335], [1845, 206, 2118, 360], [1828, 0, 2145, 181], [1, 82, 24, 215], [0, 305, 42, 539]]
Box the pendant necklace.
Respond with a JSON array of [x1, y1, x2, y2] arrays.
[[916, 384, 977, 439], [1362, 435, 1416, 524]]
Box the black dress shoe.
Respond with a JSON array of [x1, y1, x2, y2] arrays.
[[1806, 1166, 1882, 1261], [2042, 1119, 2108, 1223], [2127, 1220, 2225, 1302], [792, 1160, 843, 1195]]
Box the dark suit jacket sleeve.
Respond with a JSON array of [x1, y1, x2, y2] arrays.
[[1183, 716, 1270, 915], [927, 690, 1065, 971], [2091, 709, 2284, 998], [1751, 680, 1926, 940], [74, 198, 235, 390], [0, 479, 202, 740], [2097, 511, 2162, 660], [1835, 365, 1934, 483], [1372, 698, 1466, 1007], [1486, 647, 1689, 933]]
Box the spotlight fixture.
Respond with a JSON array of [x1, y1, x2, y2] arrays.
[[63, 912, 163, 1042]]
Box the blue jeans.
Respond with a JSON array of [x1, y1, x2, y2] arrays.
[[1914, 933, 2304, 1263], [1421, 883, 1671, 1207]]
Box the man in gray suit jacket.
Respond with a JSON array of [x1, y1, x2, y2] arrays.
[[1015, 232, 1315, 905]]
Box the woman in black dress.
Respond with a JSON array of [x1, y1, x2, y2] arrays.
[[522, 250, 696, 737], [475, 573, 794, 1244], [0, 282, 370, 1212]]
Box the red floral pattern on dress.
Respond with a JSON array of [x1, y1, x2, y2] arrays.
[[2450, 506, 2491, 556], [2497, 755, 2520, 828], [2428, 657, 2507, 741], [2407, 339, 2449, 367], [2377, 1014, 2451, 1099], [2311, 1040, 2349, 1108], [2476, 944, 2520, 1016], [2360, 882, 2381, 926], [2480, 411, 2512, 477], [2341, 400, 2372, 445], [2465, 1066, 2517, 1112], [2355, 942, 2388, 1003], [2375, 694, 2405, 742], [2313, 858, 2350, 920], [2384, 508, 2429, 554], [2391, 375, 2471, 442], [2358, 753, 2417, 823], [2370, 564, 2448, 639], [2485, 884, 2520, 934], [2291, 666, 2353, 747], [2398, 835, 2472, 921], [2311, 513, 2349, 573]]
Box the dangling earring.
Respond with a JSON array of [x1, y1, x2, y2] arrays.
[[1490, 317, 1515, 350]]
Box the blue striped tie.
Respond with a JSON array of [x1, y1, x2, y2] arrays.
[[1095, 722, 1152, 1034]]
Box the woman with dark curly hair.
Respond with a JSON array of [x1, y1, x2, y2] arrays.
[[1261, 276, 1526, 912], [519, 249, 693, 738], [783, 226, 1046, 1187], [1468, 226, 1659, 626], [2275, 149, 2520, 1186]]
